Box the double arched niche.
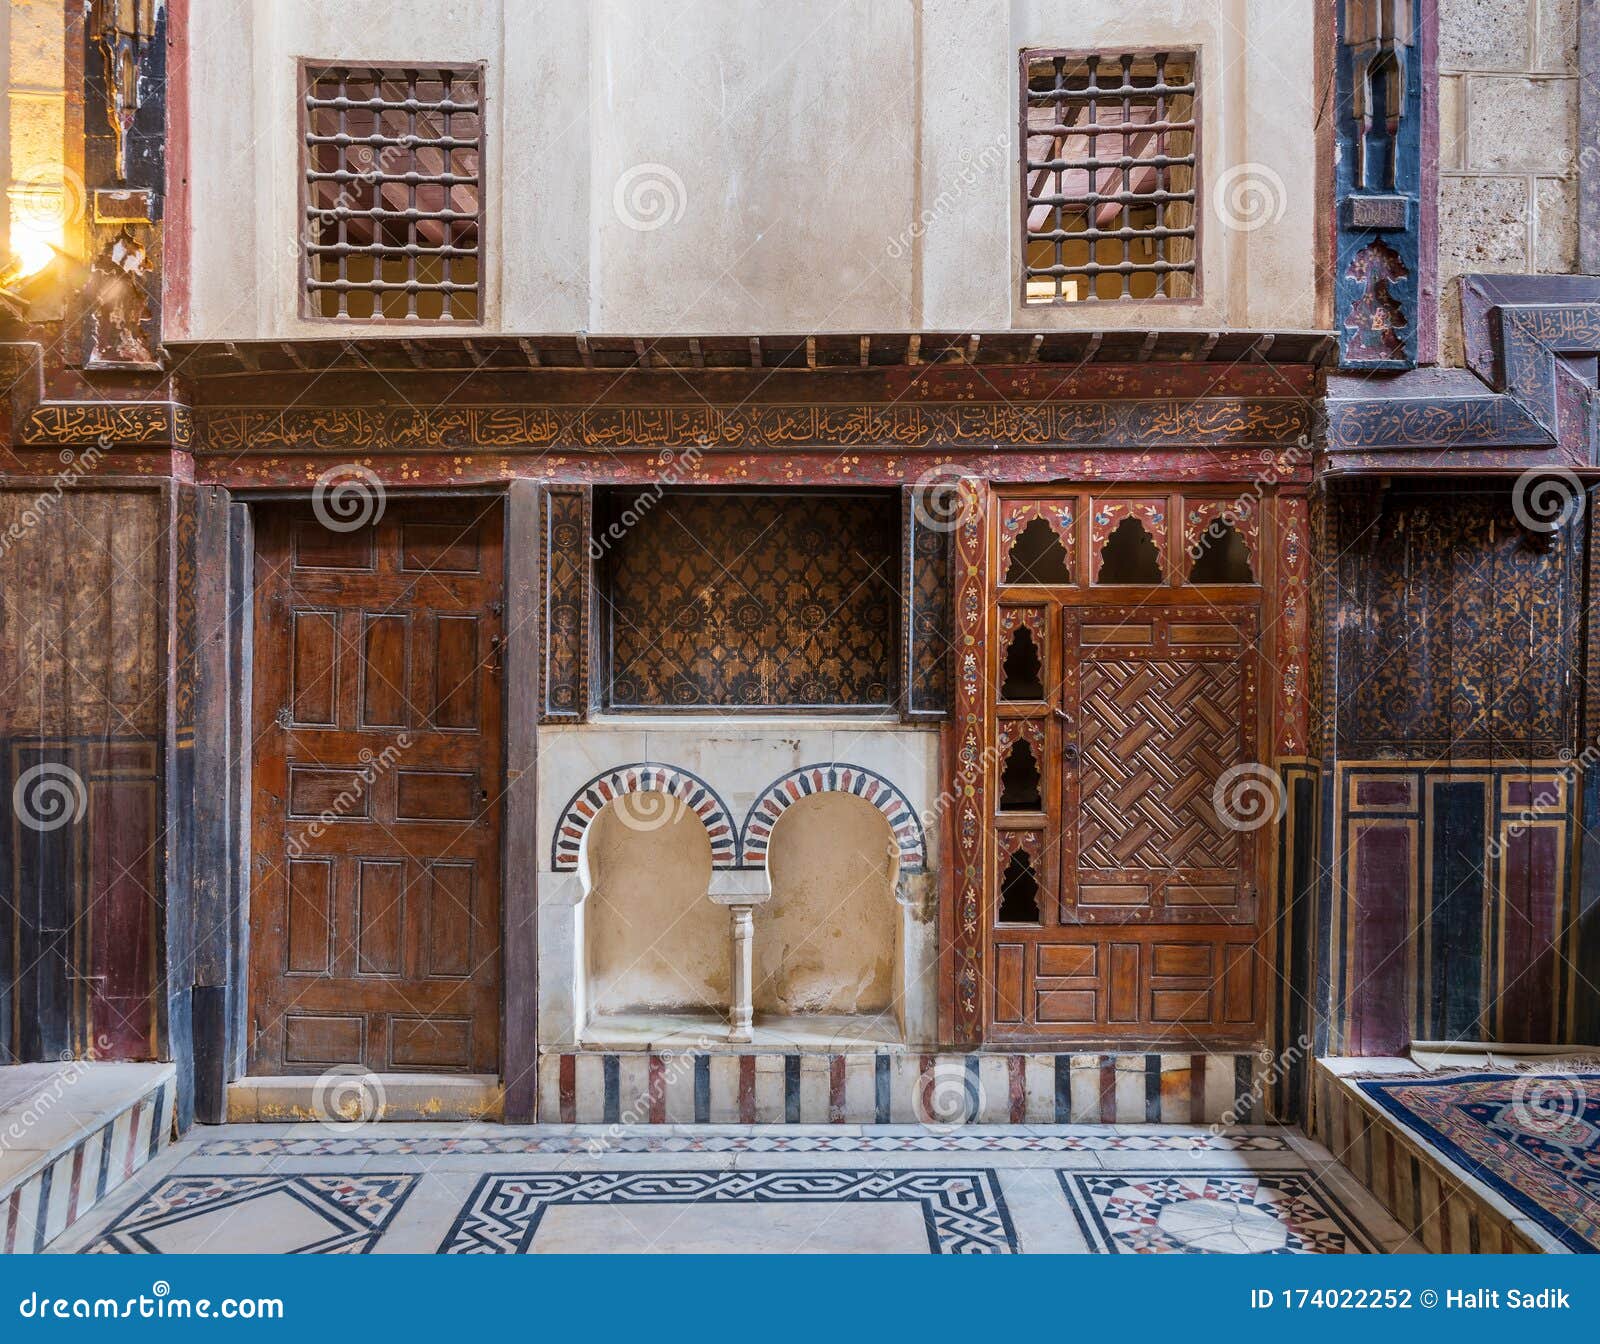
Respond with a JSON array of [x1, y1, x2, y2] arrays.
[[548, 764, 933, 1047]]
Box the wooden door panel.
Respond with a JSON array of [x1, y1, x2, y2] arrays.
[[249, 501, 504, 1075], [1061, 607, 1259, 926]]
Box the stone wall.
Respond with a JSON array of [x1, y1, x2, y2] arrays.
[[1437, 0, 1581, 363]]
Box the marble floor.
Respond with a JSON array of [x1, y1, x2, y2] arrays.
[[44, 1123, 1414, 1255]]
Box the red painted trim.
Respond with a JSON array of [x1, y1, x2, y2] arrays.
[[558, 1054, 576, 1125], [737, 1055, 756, 1123], [647, 1054, 666, 1124], [163, 0, 193, 336]]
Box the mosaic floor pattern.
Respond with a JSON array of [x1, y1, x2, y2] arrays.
[[50, 1124, 1408, 1256], [1062, 1171, 1381, 1254], [1358, 1071, 1600, 1253]]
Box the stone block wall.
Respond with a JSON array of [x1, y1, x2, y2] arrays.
[[1437, 0, 1581, 363]]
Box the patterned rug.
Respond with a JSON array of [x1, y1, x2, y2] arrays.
[[1357, 1071, 1600, 1252]]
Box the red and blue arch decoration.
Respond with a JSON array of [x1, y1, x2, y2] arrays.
[[740, 765, 927, 873], [551, 764, 738, 871]]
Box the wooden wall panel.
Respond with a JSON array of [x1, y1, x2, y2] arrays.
[[0, 489, 164, 1065]]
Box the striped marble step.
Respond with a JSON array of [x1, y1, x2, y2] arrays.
[[537, 1050, 1272, 1126], [0, 1061, 175, 1254]]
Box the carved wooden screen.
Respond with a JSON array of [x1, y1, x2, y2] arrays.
[[987, 489, 1269, 1046], [598, 490, 900, 709]]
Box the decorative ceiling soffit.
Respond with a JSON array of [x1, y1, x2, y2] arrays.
[[1324, 275, 1600, 474]]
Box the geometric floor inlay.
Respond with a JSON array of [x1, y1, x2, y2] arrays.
[[197, 1131, 1293, 1158], [440, 1169, 1019, 1254], [84, 1174, 419, 1255], [1060, 1171, 1382, 1255]]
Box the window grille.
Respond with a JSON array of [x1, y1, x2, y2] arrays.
[[1022, 51, 1197, 303], [302, 64, 483, 321]]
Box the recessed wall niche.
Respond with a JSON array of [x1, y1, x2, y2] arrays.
[[1188, 521, 1256, 584], [1005, 516, 1072, 585], [1097, 517, 1164, 584], [1000, 622, 1044, 701]]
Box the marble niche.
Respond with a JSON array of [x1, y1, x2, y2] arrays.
[[535, 719, 941, 1052]]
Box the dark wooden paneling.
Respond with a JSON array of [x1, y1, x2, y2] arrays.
[[503, 482, 540, 1120], [249, 500, 504, 1075]]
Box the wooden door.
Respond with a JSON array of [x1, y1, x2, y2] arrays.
[[249, 500, 503, 1074], [987, 489, 1269, 1045]]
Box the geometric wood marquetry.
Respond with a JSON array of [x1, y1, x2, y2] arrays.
[[1061, 608, 1259, 926]]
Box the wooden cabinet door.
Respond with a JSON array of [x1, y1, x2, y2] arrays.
[[1061, 606, 1260, 926], [985, 489, 1271, 1047], [248, 501, 504, 1075]]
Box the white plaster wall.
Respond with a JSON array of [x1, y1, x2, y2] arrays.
[[759, 792, 899, 1017], [177, 0, 1322, 339]]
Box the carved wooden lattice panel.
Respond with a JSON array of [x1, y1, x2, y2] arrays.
[[1061, 608, 1259, 925], [601, 491, 899, 709]]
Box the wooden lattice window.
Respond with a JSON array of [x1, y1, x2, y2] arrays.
[[302, 64, 483, 321], [1022, 50, 1198, 303]]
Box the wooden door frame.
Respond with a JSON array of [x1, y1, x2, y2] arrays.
[[191, 484, 538, 1122]]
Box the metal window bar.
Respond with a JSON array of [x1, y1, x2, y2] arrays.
[[1023, 50, 1197, 303], [302, 64, 483, 321]]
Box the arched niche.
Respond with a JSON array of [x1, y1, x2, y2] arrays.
[[579, 790, 726, 1022], [757, 792, 899, 1021]]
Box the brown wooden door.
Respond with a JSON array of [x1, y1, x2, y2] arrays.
[[249, 500, 503, 1074]]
